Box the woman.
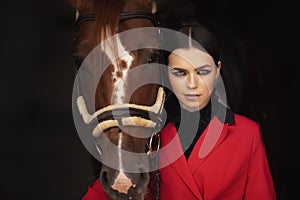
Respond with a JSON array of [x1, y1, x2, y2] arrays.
[[157, 23, 276, 199]]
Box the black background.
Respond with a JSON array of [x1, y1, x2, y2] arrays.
[[0, 0, 298, 199]]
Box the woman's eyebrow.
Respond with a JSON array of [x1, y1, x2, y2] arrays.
[[170, 67, 187, 71], [195, 64, 213, 69], [171, 64, 212, 71]]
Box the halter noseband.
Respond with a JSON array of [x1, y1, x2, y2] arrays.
[[77, 87, 165, 137]]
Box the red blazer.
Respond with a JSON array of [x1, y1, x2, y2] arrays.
[[158, 114, 276, 200], [82, 114, 276, 200]]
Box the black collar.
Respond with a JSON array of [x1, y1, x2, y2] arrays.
[[164, 91, 235, 127]]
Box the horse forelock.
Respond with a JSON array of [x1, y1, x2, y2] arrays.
[[93, 0, 159, 106], [93, 0, 133, 105], [94, 0, 121, 42]]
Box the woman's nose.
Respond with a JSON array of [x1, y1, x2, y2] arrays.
[[186, 74, 198, 89]]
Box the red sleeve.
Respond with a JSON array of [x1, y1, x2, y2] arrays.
[[82, 179, 110, 200], [244, 126, 276, 200]]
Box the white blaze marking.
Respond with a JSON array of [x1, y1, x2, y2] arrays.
[[101, 28, 134, 104], [111, 132, 133, 194], [100, 28, 133, 192], [118, 133, 123, 171]]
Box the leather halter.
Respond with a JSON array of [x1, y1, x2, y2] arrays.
[[75, 10, 160, 31], [77, 87, 165, 137], [119, 10, 160, 26], [75, 10, 163, 200], [75, 9, 165, 139], [75, 9, 164, 134]]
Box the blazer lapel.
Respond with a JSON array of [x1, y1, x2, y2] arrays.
[[188, 117, 229, 173], [159, 123, 203, 200]]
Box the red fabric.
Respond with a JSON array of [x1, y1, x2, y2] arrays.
[[82, 179, 110, 200], [81, 114, 276, 200], [158, 114, 276, 200]]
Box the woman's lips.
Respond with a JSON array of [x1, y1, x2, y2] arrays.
[[184, 94, 200, 100]]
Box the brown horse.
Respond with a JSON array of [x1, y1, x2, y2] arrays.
[[67, 0, 164, 199]]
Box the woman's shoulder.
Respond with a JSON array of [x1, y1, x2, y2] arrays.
[[232, 113, 261, 132]]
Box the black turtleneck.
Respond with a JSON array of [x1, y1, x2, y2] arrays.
[[177, 102, 211, 159]]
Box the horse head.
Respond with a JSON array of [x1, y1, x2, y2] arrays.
[[68, 0, 165, 199]]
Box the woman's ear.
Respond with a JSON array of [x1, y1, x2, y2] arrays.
[[216, 61, 222, 78]]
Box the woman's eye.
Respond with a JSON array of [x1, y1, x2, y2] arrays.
[[172, 71, 186, 77], [197, 69, 211, 75]]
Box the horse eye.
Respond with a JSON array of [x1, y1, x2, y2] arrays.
[[147, 51, 159, 63], [73, 55, 84, 69]]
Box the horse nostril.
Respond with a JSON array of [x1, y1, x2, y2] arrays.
[[135, 169, 149, 193], [140, 171, 149, 181], [100, 171, 109, 190]]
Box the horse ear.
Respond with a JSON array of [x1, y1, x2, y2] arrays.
[[65, 0, 82, 21], [151, 0, 157, 14]]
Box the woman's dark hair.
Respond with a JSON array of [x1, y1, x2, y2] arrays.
[[165, 23, 221, 65]]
